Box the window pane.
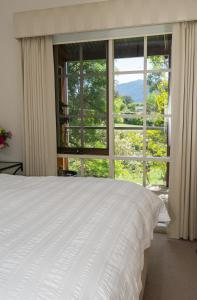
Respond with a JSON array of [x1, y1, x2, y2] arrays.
[[68, 158, 81, 175], [57, 158, 81, 175], [54, 43, 80, 75], [146, 114, 165, 127], [66, 116, 81, 127], [147, 72, 169, 115], [57, 76, 80, 119], [67, 61, 80, 74], [85, 113, 107, 126], [83, 60, 107, 74], [114, 129, 143, 156], [115, 160, 143, 184], [114, 74, 144, 114], [146, 117, 170, 157], [84, 129, 107, 148], [83, 75, 107, 114], [70, 116, 106, 126], [55, 41, 109, 154], [83, 41, 107, 73], [84, 159, 109, 177], [114, 37, 144, 71], [83, 41, 107, 60], [146, 115, 171, 130], [114, 115, 143, 127], [66, 75, 80, 114], [62, 128, 82, 148], [66, 114, 107, 127], [146, 128, 168, 157], [146, 162, 168, 187], [147, 34, 172, 70], [83, 115, 107, 126]]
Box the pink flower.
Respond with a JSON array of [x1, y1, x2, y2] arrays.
[[0, 136, 5, 145]]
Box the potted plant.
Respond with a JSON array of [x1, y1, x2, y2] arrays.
[[0, 128, 12, 149]]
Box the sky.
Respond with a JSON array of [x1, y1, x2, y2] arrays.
[[115, 57, 144, 84]]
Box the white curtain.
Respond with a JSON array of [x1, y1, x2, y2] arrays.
[[21, 36, 57, 176], [168, 22, 197, 240]]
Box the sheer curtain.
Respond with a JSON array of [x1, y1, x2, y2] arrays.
[[21, 36, 57, 176], [168, 22, 197, 240]]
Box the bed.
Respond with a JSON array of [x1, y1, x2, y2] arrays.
[[0, 174, 162, 300]]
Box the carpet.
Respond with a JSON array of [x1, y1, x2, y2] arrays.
[[144, 233, 197, 300]]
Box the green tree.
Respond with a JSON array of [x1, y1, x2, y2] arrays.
[[146, 55, 169, 184]]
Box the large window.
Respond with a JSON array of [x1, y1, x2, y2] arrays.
[[54, 33, 172, 189]]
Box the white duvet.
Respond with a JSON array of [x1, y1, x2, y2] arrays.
[[0, 175, 162, 300]]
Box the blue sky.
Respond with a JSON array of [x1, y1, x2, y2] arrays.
[[114, 57, 144, 84]]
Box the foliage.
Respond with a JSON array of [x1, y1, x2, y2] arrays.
[[115, 160, 143, 184]]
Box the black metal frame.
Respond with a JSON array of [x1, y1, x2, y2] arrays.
[[0, 161, 23, 175]]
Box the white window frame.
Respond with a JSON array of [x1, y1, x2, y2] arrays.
[[55, 25, 172, 188]]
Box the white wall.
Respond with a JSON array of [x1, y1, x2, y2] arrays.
[[0, 0, 106, 161]]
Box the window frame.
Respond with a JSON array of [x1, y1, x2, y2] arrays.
[[54, 41, 109, 155], [54, 30, 172, 189]]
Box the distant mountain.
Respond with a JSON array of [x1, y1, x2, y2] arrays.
[[116, 79, 144, 103]]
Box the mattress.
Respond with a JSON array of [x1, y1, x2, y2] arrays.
[[0, 175, 162, 300]]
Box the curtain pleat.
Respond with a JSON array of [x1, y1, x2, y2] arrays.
[[168, 22, 197, 240], [21, 36, 57, 176]]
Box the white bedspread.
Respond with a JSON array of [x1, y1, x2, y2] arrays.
[[0, 175, 162, 300]]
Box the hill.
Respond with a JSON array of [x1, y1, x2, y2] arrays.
[[116, 79, 144, 103]]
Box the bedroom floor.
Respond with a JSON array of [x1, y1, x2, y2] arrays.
[[144, 233, 197, 300]]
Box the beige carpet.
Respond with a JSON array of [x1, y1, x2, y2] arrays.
[[144, 233, 197, 300]]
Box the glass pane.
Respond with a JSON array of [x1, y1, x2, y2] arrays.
[[66, 75, 81, 114], [147, 72, 169, 115], [114, 115, 143, 127], [83, 113, 106, 126], [63, 128, 82, 148], [84, 109, 108, 123], [83, 41, 107, 74], [114, 129, 143, 156], [115, 160, 143, 184], [146, 162, 168, 187], [65, 113, 107, 127], [84, 159, 109, 177], [67, 61, 80, 74], [83, 75, 107, 114], [147, 34, 172, 70], [146, 128, 168, 157], [57, 158, 81, 175], [146, 114, 165, 127], [146, 115, 171, 130], [54, 43, 80, 74], [67, 114, 107, 127], [55, 41, 108, 154], [83, 41, 107, 60], [68, 158, 81, 175], [83, 60, 107, 74], [114, 37, 144, 71], [66, 116, 81, 126], [57, 76, 80, 119], [114, 74, 144, 114], [84, 129, 107, 148]]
